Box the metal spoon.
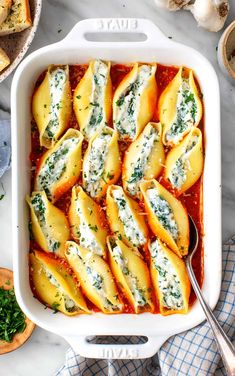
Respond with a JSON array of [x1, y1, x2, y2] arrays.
[[185, 216, 235, 376]]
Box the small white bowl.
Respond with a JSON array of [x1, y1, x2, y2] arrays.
[[218, 20, 235, 83], [0, 0, 42, 84]]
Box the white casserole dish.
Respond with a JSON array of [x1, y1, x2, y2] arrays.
[[11, 18, 221, 360]]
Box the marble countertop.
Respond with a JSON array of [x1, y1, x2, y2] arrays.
[[0, 0, 235, 374]]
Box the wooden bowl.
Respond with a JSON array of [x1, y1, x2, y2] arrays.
[[218, 20, 235, 83], [0, 268, 35, 355], [0, 0, 42, 83]]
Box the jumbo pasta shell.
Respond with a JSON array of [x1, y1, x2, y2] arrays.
[[32, 65, 72, 149], [73, 60, 112, 140], [140, 179, 189, 257], [159, 67, 202, 146], [113, 63, 157, 141]]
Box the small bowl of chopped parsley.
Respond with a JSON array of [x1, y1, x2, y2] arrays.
[[0, 268, 35, 354]]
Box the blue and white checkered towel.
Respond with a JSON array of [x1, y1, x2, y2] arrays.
[[56, 239, 235, 376], [0, 119, 11, 178]]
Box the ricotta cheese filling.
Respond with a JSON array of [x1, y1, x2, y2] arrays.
[[44, 67, 67, 141], [147, 188, 178, 241], [115, 65, 154, 139], [150, 239, 184, 310], [83, 130, 112, 198], [126, 125, 159, 196], [75, 200, 103, 255], [85, 60, 109, 139], [37, 136, 80, 199], [31, 193, 60, 253], [168, 134, 199, 189], [44, 267, 78, 312], [112, 189, 146, 247], [111, 244, 147, 307], [166, 78, 197, 144]]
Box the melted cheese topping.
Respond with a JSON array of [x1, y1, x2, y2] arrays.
[[44, 67, 67, 141], [166, 78, 197, 144], [83, 130, 112, 198], [150, 239, 184, 310], [31, 193, 60, 253], [112, 189, 146, 247], [126, 125, 159, 196], [169, 135, 199, 189], [37, 136, 80, 199], [111, 244, 147, 307], [147, 188, 178, 241], [85, 60, 109, 139], [75, 199, 103, 255], [115, 65, 154, 139]]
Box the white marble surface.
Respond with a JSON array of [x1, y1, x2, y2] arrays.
[[0, 0, 235, 374]]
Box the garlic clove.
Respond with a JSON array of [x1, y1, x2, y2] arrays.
[[187, 0, 229, 32], [154, 0, 192, 11]]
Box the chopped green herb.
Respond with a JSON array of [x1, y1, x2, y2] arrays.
[[51, 302, 60, 313]]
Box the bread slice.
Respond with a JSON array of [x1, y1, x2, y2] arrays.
[[0, 47, 10, 72], [0, 0, 31, 36], [0, 0, 12, 26]]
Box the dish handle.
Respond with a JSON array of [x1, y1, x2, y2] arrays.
[[61, 18, 169, 46], [64, 335, 168, 359]]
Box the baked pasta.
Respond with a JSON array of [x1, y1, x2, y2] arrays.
[[73, 59, 112, 140], [34, 128, 83, 203], [159, 67, 202, 146], [107, 236, 154, 313], [68, 186, 108, 257], [82, 125, 121, 201], [122, 122, 165, 198], [30, 250, 89, 315], [26, 191, 70, 257], [140, 179, 189, 257], [113, 63, 157, 141], [149, 238, 190, 315], [32, 65, 72, 149], [164, 128, 203, 195], [65, 241, 123, 314], [106, 185, 149, 249], [29, 62, 204, 316]]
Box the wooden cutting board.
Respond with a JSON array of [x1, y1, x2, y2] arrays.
[[0, 268, 35, 355]]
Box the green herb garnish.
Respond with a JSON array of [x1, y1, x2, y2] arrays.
[[0, 287, 26, 342]]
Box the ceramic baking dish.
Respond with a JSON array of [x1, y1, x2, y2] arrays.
[[11, 18, 221, 359]]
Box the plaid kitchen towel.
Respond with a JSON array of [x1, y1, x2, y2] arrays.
[[0, 119, 11, 178], [56, 237, 235, 376]]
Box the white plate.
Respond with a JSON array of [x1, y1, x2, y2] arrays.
[[11, 18, 221, 359]]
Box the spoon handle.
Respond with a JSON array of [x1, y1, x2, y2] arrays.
[[186, 263, 235, 376]]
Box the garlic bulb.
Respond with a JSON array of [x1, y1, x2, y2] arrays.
[[154, 0, 191, 11], [187, 0, 229, 32]]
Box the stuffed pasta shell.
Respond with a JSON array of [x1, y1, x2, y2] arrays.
[[34, 128, 83, 203], [140, 180, 189, 257], [113, 63, 157, 141], [30, 250, 89, 315], [164, 128, 203, 194], [122, 122, 165, 198], [149, 238, 190, 315], [26, 191, 70, 257], [106, 185, 148, 248], [83, 126, 121, 200], [73, 60, 112, 140], [159, 67, 202, 146], [32, 65, 72, 149], [65, 241, 123, 314], [107, 236, 154, 313], [68, 186, 108, 257]]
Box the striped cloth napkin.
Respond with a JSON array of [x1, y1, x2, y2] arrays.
[[56, 238, 235, 376]]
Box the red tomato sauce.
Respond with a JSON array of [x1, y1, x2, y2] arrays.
[[30, 63, 204, 313]]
